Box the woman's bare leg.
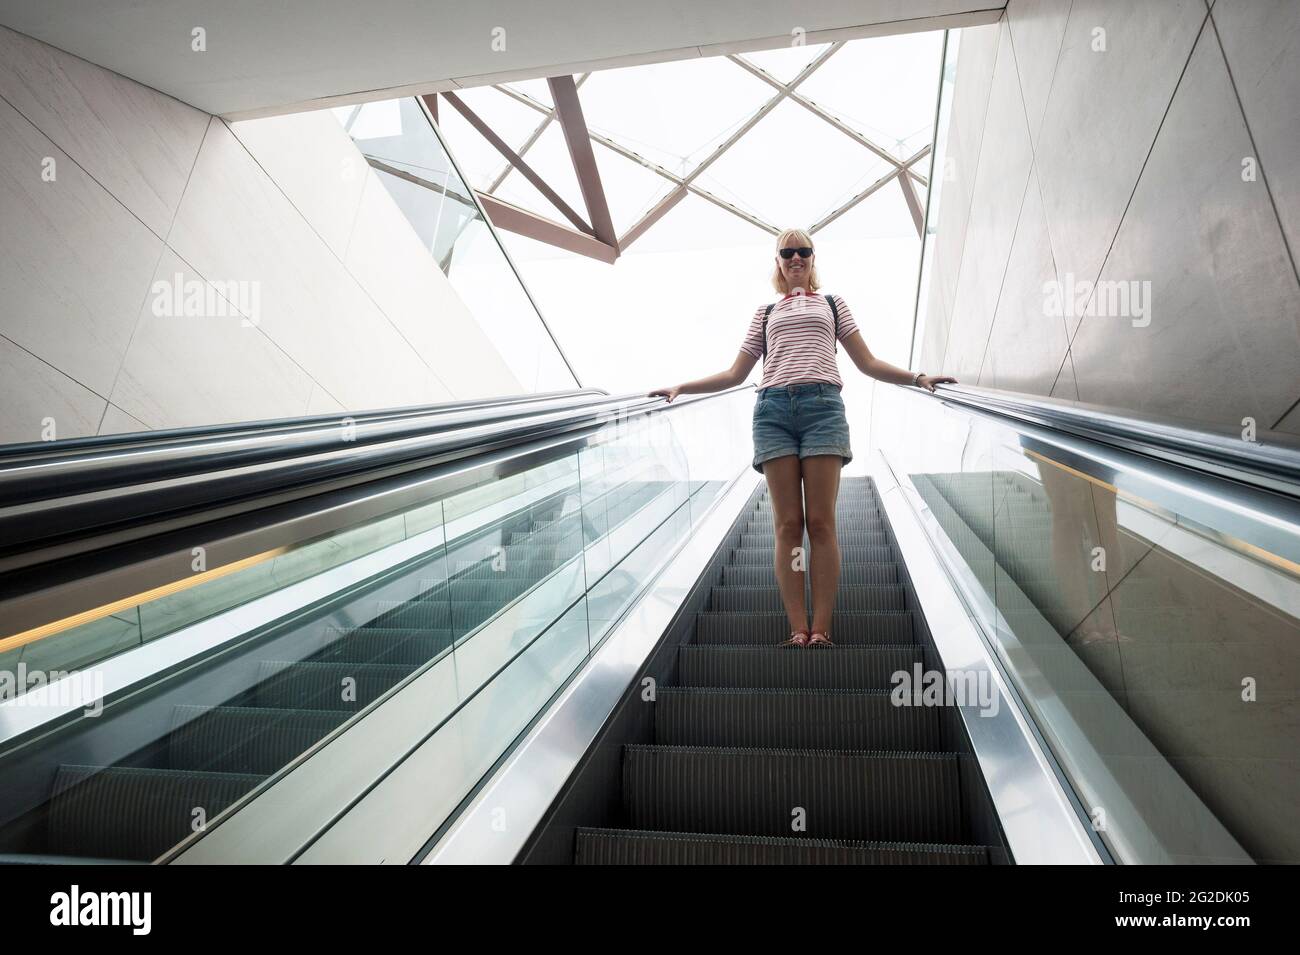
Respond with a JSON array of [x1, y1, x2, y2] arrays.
[[762, 455, 808, 634], [802, 455, 842, 635]]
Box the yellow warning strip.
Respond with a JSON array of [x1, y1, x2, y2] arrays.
[[1024, 449, 1300, 577], [0, 545, 290, 655], [1023, 448, 1118, 493]]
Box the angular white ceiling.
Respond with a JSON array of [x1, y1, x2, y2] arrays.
[[0, 0, 1001, 117]]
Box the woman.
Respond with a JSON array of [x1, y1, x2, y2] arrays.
[[649, 228, 956, 648]]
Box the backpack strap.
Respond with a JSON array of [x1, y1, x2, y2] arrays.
[[761, 303, 774, 358], [826, 294, 839, 350]]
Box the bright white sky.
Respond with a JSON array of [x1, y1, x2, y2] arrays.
[[436, 31, 946, 451]]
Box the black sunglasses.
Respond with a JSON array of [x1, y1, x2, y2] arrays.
[[779, 247, 814, 259]]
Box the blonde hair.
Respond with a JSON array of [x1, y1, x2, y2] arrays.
[[771, 228, 821, 294]]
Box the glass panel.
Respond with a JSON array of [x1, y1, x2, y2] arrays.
[[0, 482, 465, 860], [910, 29, 958, 368], [0, 389, 754, 861], [443, 454, 587, 698], [698, 98, 882, 230], [336, 98, 577, 392], [587, 129, 679, 237], [1, 513, 416, 685], [872, 385, 1300, 863], [575, 57, 774, 174], [373, 596, 592, 839], [587, 497, 693, 651], [578, 409, 692, 647], [796, 30, 945, 155], [485, 123, 587, 225], [503, 79, 554, 110], [672, 382, 752, 515], [741, 43, 835, 85]]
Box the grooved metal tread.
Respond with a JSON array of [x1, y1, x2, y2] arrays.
[[622, 745, 966, 844], [574, 827, 990, 865], [654, 687, 940, 750], [678, 644, 923, 689], [693, 611, 915, 645], [624, 742, 959, 759], [567, 478, 1002, 865], [49, 765, 265, 861]]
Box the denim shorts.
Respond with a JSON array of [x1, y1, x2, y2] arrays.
[[751, 382, 852, 473]]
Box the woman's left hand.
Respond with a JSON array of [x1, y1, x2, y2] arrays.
[[917, 374, 958, 393]]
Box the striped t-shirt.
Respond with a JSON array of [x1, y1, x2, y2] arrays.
[[739, 290, 860, 388]]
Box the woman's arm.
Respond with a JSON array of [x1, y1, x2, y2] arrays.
[[649, 350, 758, 402], [840, 330, 957, 392]]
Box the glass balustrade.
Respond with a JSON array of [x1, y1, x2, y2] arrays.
[[871, 385, 1299, 864], [0, 389, 752, 862]]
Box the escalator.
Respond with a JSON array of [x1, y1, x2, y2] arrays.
[[568, 477, 1003, 864], [0, 385, 724, 864], [0, 382, 1295, 864], [7, 477, 664, 862]]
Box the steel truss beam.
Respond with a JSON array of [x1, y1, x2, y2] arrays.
[[450, 39, 935, 259]]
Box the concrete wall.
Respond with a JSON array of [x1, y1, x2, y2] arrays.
[[0, 25, 521, 445], [915, 1, 1300, 862], [919, 0, 1300, 436]]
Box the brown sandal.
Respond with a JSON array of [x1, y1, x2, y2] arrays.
[[780, 629, 810, 648], [808, 630, 834, 647]]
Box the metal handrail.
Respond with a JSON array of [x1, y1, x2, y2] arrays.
[[0, 387, 610, 462], [898, 382, 1300, 578], [926, 383, 1300, 498], [0, 388, 610, 503], [0, 388, 730, 570], [0, 385, 748, 638]]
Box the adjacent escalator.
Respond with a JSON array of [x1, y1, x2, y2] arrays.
[[0, 473, 670, 862]]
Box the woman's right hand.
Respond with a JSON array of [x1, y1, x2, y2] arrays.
[[648, 385, 682, 402]]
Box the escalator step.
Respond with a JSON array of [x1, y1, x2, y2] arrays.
[[746, 513, 884, 526], [758, 495, 877, 502], [253, 660, 416, 710], [623, 745, 964, 843], [444, 578, 535, 602], [655, 688, 940, 750], [740, 532, 890, 548], [755, 506, 881, 517], [708, 585, 906, 613], [375, 599, 537, 633], [731, 545, 893, 564], [694, 611, 915, 645], [574, 828, 990, 865], [525, 512, 584, 528], [451, 601, 530, 631], [452, 559, 566, 579], [746, 513, 883, 525], [374, 599, 452, 629], [168, 705, 349, 774], [49, 765, 264, 862], [757, 492, 877, 503], [743, 514, 883, 530], [489, 546, 583, 564], [678, 645, 922, 689], [313, 628, 453, 665], [506, 530, 585, 547], [751, 515, 881, 526], [722, 563, 898, 587]]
